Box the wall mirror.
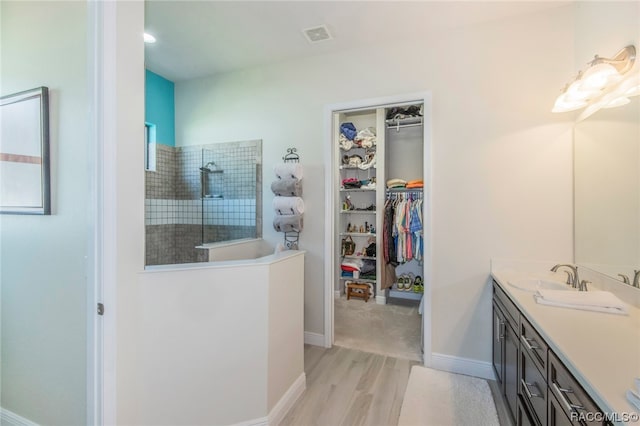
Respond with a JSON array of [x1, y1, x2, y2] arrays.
[[143, 3, 262, 267], [574, 95, 640, 287]]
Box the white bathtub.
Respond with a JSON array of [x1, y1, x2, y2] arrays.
[[139, 242, 305, 425]]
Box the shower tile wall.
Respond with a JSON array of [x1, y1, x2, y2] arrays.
[[145, 141, 262, 266]]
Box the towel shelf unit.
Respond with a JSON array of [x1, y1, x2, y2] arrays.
[[275, 147, 301, 250]]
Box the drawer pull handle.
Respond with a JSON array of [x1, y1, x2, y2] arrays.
[[552, 381, 584, 414], [496, 318, 505, 341], [521, 379, 542, 399], [521, 335, 540, 351]]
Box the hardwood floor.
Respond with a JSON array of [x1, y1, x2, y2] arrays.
[[281, 345, 420, 426], [281, 345, 511, 426]]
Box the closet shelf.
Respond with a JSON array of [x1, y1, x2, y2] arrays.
[[340, 277, 376, 284], [340, 188, 376, 192], [339, 165, 377, 170], [343, 255, 376, 261], [340, 210, 376, 215], [339, 232, 376, 237], [386, 187, 423, 193], [387, 288, 423, 301]]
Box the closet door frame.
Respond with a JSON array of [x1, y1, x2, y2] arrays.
[[323, 91, 433, 367]]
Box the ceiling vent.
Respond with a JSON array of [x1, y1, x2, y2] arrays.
[[303, 25, 332, 43]]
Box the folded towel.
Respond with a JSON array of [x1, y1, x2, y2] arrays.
[[274, 163, 303, 181], [272, 214, 303, 233], [534, 289, 628, 315], [271, 178, 302, 197], [406, 179, 424, 188], [386, 178, 407, 188], [273, 196, 305, 215], [627, 389, 640, 411]]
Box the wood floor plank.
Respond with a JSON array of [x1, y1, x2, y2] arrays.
[[282, 345, 504, 426], [355, 352, 385, 393], [339, 391, 374, 426]]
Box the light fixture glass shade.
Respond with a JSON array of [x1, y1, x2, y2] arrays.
[[564, 80, 599, 102], [618, 73, 640, 97], [552, 92, 587, 113], [144, 33, 156, 43], [579, 63, 621, 91], [603, 97, 631, 108]]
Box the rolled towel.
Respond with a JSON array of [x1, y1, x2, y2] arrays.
[[627, 388, 640, 411], [534, 289, 628, 315], [273, 214, 303, 233], [274, 163, 303, 181], [273, 196, 305, 215], [271, 178, 302, 197]]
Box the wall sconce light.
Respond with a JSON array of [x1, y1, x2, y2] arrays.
[[552, 45, 638, 119]]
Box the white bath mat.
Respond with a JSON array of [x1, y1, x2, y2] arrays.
[[398, 366, 500, 426]]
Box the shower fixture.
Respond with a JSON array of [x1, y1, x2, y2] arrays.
[[200, 161, 224, 173]]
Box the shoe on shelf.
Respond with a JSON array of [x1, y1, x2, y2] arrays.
[[405, 273, 415, 292], [397, 275, 406, 291], [414, 275, 423, 293]]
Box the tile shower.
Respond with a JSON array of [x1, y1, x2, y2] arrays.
[[145, 140, 262, 266]]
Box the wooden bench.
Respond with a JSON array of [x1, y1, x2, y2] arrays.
[[346, 282, 370, 302]]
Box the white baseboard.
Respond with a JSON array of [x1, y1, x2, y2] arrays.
[[334, 290, 341, 298], [233, 415, 268, 426], [233, 373, 306, 426], [430, 353, 496, 381], [268, 373, 306, 425], [375, 295, 386, 305], [304, 331, 325, 347], [1, 408, 39, 426]]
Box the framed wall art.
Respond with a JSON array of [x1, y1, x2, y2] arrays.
[[0, 87, 50, 215]]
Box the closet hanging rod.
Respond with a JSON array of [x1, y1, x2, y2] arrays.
[[386, 122, 424, 132]]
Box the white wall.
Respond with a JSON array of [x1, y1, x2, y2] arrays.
[[0, 2, 88, 424], [109, 2, 146, 424], [175, 6, 576, 362]]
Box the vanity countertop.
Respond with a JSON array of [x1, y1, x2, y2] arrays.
[[491, 268, 640, 424]]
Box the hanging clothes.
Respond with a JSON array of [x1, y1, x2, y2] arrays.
[[383, 192, 424, 265]]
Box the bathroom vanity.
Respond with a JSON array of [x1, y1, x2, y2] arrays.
[[491, 266, 640, 426]]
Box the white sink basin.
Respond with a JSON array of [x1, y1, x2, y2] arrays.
[[507, 278, 574, 293]]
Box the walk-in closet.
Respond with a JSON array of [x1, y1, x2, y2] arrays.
[[328, 95, 430, 362]]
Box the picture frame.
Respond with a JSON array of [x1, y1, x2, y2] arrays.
[[0, 87, 51, 215]]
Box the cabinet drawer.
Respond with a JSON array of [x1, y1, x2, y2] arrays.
[[548, 392, 574, 426], [494, 281, 519, 329], [518, 394, 537, 426], [520, 345, 547, 425], [548, 351, 603, 425], [521, 315, 548, 375]]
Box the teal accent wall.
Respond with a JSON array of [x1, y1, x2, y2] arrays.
[[145, 69, 175, 147]]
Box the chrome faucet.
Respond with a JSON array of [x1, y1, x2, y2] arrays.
[[550, 264, 580, 289], [618, 274, 630, 285], [633, 270, 640, 288], [579, 280, 590, 291]]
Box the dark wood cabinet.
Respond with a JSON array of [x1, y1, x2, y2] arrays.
[[493, 284, 520, 423], [548, 393, 574, 426], [493, 302, 505, 384], [504, 320, 519, 420], [492, 281, 607, 426], [519, 395, 538, 426]]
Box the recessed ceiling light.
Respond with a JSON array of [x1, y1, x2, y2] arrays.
[[303, 25, 332, 43], [144, 33, 156, 44]]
